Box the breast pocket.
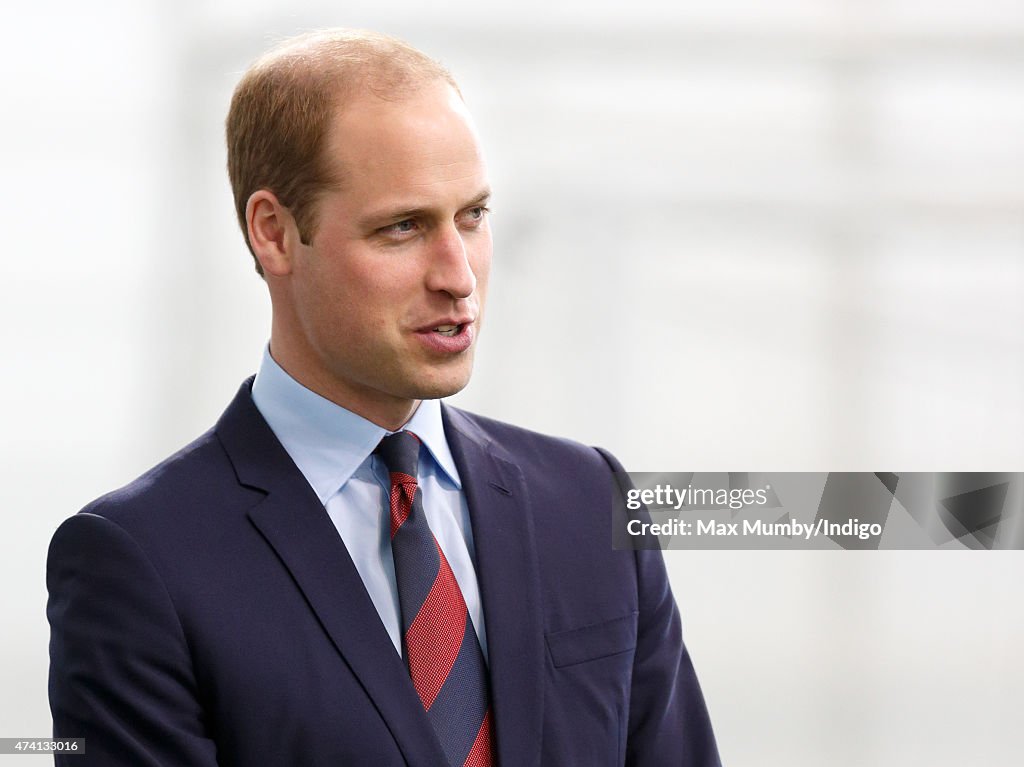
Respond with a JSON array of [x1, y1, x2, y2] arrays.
[[545, 612, 638, 668]]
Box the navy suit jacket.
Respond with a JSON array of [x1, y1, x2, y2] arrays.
[[47, 379, 720, 766]]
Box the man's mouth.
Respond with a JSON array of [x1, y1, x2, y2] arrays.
[[415, 318, 476, 354]]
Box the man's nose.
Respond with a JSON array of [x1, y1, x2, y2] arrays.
[[425, 224, 477, 299]]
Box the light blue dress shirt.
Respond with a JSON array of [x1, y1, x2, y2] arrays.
[[251, 347, 488, 660]]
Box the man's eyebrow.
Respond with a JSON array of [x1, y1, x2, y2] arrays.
[[465, 189, 492, 207], [361, 188, 493, 228]]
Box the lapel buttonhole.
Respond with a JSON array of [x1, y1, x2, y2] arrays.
[[487, 481, 512, 496]]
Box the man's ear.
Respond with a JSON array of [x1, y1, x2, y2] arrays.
[[246, 190, 303, 277]]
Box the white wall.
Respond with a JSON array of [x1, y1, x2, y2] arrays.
[[3, 1, 1022, 764]]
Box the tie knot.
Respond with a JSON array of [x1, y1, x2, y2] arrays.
[[375, 430, 421, 478]]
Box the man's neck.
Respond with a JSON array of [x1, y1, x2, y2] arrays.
[[266, 343, 420, 432]]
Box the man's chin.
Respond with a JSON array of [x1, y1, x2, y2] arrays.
[[410, 378, 471, 401], [404, 365, 474, 401]]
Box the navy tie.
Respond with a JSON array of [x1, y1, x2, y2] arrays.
[[376, 431, 493, 767]]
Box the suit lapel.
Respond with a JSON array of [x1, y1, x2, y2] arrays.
[[216, 380, 449, 767], [443, 405, 545, 767]]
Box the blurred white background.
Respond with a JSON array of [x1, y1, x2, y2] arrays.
[[2, 1, 1023, 764]]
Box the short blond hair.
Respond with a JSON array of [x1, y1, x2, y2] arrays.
[[226, 29, 459, 275]]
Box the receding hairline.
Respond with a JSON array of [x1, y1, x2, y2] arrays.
[[246, 28, 461, 105]]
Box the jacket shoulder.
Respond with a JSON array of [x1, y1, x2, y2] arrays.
[[73, 378, 262, 533], [76, 426, 239, 532], [443, 405, 625, 478]]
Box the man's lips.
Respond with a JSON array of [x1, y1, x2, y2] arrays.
[[413, 318, 476, 354]]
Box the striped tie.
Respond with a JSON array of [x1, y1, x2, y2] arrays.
[[376, 431, 493, 767]]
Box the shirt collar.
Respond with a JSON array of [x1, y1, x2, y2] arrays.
[[251, 346, 462, 504]]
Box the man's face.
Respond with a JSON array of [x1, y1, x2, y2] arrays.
[[282, 80, 491, 423]]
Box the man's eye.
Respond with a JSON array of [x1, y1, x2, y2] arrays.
[[382, 219, 417, 236], [462, 206, 490, 225]]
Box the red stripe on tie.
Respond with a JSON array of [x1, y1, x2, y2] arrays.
[[405, 540, 467, 710], [389, 472, 416, 537], [462, 708, 492, 767]]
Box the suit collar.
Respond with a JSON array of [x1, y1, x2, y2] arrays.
[[442, 404, 545, 767]]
